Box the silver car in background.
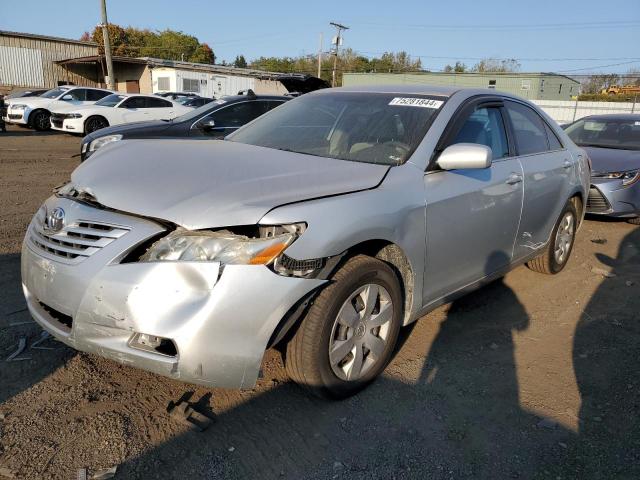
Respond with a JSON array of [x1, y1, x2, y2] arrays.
[[21, 86, 589, 398], [563, 114, 640, 224]]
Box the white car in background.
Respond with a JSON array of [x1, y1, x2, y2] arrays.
[[3, 86, 112, 131], [50, 93, 192, 135]]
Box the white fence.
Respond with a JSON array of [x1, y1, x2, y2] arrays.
[[532, 99, 638, 125]]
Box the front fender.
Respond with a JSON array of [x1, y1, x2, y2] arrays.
[[260, 163, 426, 321]]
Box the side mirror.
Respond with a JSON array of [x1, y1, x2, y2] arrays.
[[61, 94, 74, 101], [200, 119, 216, 130], [437, 143, 492, 170]]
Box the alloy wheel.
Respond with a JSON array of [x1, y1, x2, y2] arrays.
[[554, 211, 575, 264]]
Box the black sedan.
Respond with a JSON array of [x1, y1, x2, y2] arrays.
[[81, 91, 290, 161]]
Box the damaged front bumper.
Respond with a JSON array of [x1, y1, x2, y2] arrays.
[[21, 197, 324, 388]]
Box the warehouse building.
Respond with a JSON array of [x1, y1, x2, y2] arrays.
[[0, 30, 98, 92], [343, 72, 581, 100], [0, 30, 292, 97]]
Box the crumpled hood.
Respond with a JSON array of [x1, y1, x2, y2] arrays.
[[583, 146, 640, 173], [71, 139, 389, 229]]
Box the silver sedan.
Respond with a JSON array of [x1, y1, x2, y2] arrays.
[[21, 86, 590, 398]]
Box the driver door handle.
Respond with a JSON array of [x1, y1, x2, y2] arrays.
[[563, 159, 572, 169], [506, 173, 523, 185]]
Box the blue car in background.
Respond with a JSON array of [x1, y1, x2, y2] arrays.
[[564, 114, 640, 224]]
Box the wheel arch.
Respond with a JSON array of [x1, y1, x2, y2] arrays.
[[27, 108, 50, 128], [569, 190, 585, 227], [268, 239, 415, 350]]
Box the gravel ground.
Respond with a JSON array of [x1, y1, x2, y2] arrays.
[[0, 125, 638, 479]]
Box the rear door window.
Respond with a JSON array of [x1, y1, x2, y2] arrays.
[[505, 101, 550, 155], [120, 97, 147, 109], [86, 89, 111, 101], [208, 102, 265, 127], [145, 97, 173, 108], [544, 123, 563, 150]]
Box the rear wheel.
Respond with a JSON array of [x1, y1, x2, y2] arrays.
[[84, 116, 108, 134], [30, 110, 51, 131], [527, 201, 577, 274], [285, 255, 403, 399]]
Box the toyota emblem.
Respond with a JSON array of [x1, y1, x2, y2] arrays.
[[45, 207, 65, 232]]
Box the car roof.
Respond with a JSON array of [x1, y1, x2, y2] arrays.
[[221, 94, 291, 102], [580, 113, 640, 121]]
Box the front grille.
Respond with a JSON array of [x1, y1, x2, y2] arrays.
[[8, 114, 22, 120], [586, 187, 611, 213], [50, 113, 67, 128], [29, 213, 130, 264]]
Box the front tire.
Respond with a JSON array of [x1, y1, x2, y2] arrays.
[[285, 255, 403, 399], [628, 217, 640, 225], [30, 110, 51, 131], [527, 200, 577, 274], [84, 116, 108, 134]]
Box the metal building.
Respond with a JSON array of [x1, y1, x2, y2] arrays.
[[0, 30, 98, 91], [343, 72, 581, 100]]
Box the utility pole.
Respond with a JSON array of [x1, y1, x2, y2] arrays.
[[317, 33, 323, 78], [329, 22, 349, 87], [99, 0, 116, 90]]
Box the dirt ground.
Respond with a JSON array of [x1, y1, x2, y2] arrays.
[[0, 124, 638, 479]]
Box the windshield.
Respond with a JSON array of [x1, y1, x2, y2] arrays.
[[228, 92, 445, 165], [95, 94, 126, 107], [41, 88, 68, 99], [173, 98, 230, 122], [565, 117, 640, 150]]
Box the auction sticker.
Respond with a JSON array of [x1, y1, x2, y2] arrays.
[[389, 97, 443, 108]]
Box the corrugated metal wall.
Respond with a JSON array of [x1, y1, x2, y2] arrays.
[[342, 73, 580, 100], [0, 34, 97, 89]]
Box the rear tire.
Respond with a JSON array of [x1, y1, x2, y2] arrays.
[[527, 201, 577, 274], [285, 255, 403, 399], [84, 116, 108, 134], [30, 110, 50, 131]]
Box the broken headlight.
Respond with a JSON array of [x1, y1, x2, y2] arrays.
[[140, 225, 304, 265]]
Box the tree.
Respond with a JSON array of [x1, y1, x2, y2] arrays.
[[83, 24, 215, 64], [233, 55, 248, 68], [472, 58, 520, 73], [581, 74, 620, 94], [444, 61, 467, 73]]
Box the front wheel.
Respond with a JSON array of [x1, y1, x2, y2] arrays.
[[628, 217, 640, 225], [285, 255, 403, 399], [527, 201, 577, 274], [31, 110, 51, 131], [84, 116, 108, 134]]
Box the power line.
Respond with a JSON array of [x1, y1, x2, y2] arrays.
[[346, 20, 640, 31]]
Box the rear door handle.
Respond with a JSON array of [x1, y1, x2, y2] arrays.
[[563, 159, 572, 169], [506, 173, 523, 185]]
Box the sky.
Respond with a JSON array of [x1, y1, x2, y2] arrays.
[[1, 0, 639, 75]]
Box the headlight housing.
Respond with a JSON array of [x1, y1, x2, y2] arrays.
[[88, 134, 122, 152], [592, 169, 640, 186], [140, 226, 303, 265], [12, 104, 27, 110], [67, 113, 83, 119]]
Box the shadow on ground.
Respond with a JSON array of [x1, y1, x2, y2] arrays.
[[0, 254, 74, 404]]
